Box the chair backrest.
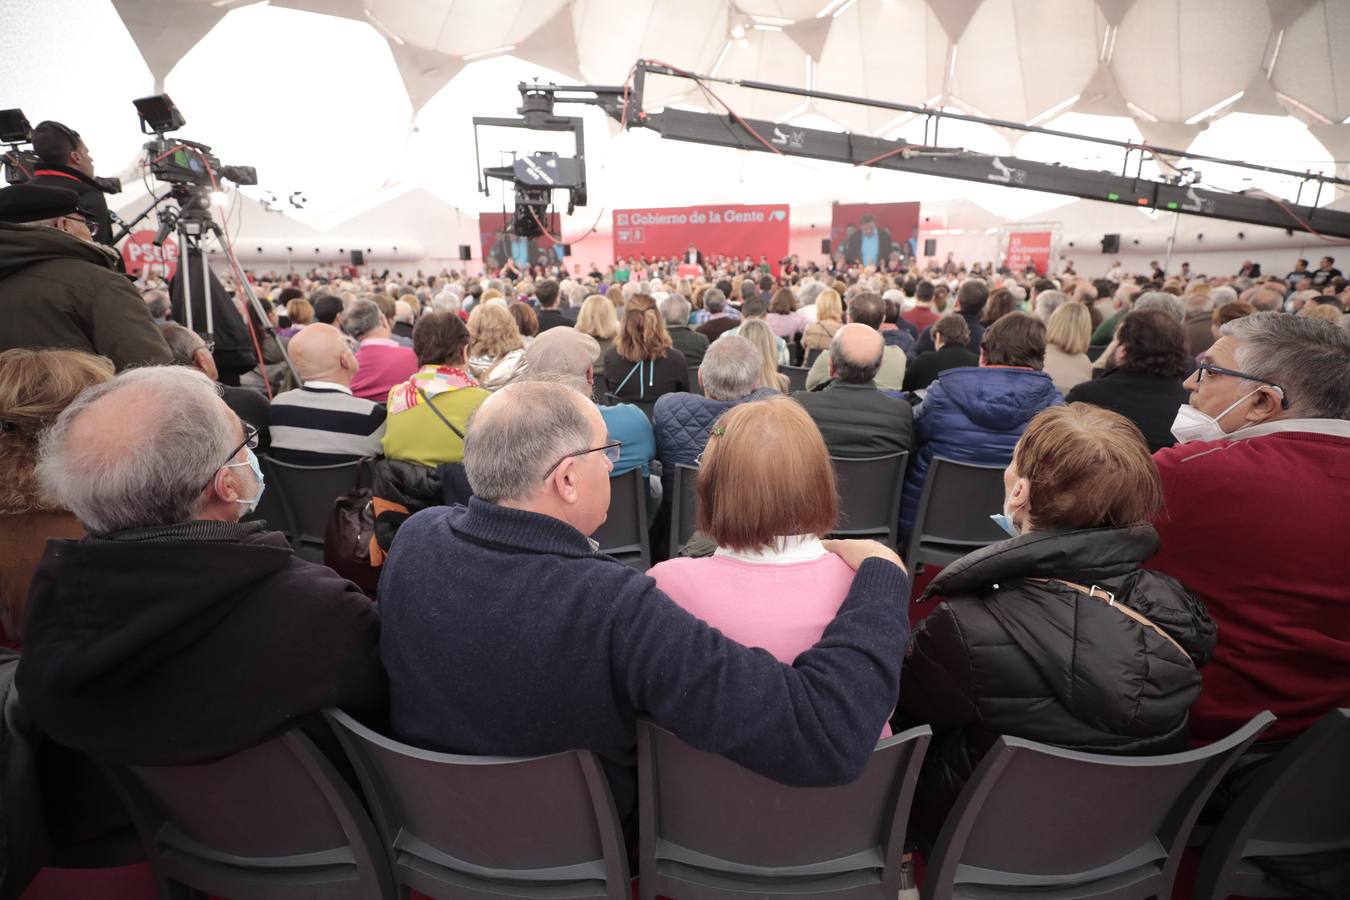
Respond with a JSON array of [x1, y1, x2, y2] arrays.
[[1193, 708, 1350, 900], [687, 367, 703, 396], [666, 463, 701, 558], [1087, 344, 1109, 362], [830, 453, 908, 549], [906, 456, 1009, 567], [104, 731, 395, 900], [265, 457, 372, 562], [605, 393, 655, 422], [922, 712, 1276, 900], [778, 364, 810, 393], [638, 721, 931, 899], [325, 710, 629, 900], [244, 455, 293, 541], [592, 468, 651, 570], [806, 347, 824, 368]]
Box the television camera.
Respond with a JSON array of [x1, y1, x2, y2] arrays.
[[0, 108, 121, 194]]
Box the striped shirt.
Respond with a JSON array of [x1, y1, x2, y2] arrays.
[[268, 382, 387, 466]]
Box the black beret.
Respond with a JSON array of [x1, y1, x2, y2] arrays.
[[0, 183, 83, 224]]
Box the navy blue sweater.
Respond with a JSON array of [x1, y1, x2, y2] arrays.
[[379, 498, 910, 816]]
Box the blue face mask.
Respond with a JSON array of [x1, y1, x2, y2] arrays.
[[225, 447, 265, 512], [990, 513, 1020, 538]]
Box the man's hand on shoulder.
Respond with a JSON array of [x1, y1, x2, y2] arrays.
[[822, 539, 907, 574]]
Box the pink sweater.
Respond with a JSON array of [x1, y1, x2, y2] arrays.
[[649, 546, 892, 736], [350, 340, 419, 403]]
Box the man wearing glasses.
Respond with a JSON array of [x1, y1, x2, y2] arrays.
[[0, 183, 171, 370], [1148, 312, 1350, 746]]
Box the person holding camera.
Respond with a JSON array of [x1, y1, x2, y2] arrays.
[[29, 121, 115, 250]]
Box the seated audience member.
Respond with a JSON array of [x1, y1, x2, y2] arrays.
[[880, 293, 917, 352], [345, 298, 419, 401], [740, 318, 790, 393], [467, 302, 527, 391], [801, 288, 844, 357], [903, 280, 940, 332], [1147, 312, 1350, 743], [509, 301, 540, 346], [911, 279, 988, 356], [382, 312, 490, 468], [1211, 299, 1255, 343], [392, 299, 416, 342], [17, 366, 384, 764], [159, 323, 270, 453], [534, 279, 571, 332], [695, 288, 740, 342], [268, 323, 387, 465], [378, 380, 910, 818], [371, 295, 412, 349], [143, 289, 172, 323], [661, 294, 709, 367], [1182, 290, 1218, 357], [654, 336, 777, 490], [978, 288, 1019, 328], [794, 324, 914, 457], [649, 399, 891, 737], [0, 349, 112, 646], [1042, 302, 1093, 394], [900, 404, 1215, 837], [900, 313, 1063, 535], [576, 294, 619, 370], [0, 184, 173, 371], [603, 295, 690, 405], [903, 313, 979, 392], [312, 293, 344, 327], [280, 297, 313, 339], [766, 288, 808, 341], [1066, 310, 1190, 452], [805, 293, 906, 391], [1090, 283, 1142, 344], [1033, 288, 1069, 325], [720, 298, 790, 364]]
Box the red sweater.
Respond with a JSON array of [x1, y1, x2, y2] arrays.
[[1147, 424, 1350, 743]]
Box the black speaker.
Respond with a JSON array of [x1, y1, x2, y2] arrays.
[[561, 243, 571, 257], [1101, 233, 1120, 253], [458, 244, 472, 261], [350, 249, 364, 266], [820, 238, 831, 254], [923, 238, 937, 256]]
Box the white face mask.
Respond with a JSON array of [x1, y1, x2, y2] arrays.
[[1169, 388, 1263, 444]]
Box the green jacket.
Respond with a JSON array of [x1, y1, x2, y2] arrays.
[[0, 222, 172, 371]]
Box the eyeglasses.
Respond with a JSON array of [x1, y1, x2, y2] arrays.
[[203, 422, 259, 491], [63, 213, 98, 237], [542, 440, 621, 480], [1195, 362, 1289, 408]]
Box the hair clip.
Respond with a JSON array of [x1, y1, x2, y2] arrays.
[[709, 425, 726, 438]]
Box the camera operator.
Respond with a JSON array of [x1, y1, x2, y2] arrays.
[[29, 121, 115, 250], [0, 183, 171, 370]]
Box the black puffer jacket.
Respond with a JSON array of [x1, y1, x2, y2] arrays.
[[898, 524, 1216, 839]]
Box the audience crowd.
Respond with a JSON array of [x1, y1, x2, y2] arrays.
[[1, 174, 1348, 885]]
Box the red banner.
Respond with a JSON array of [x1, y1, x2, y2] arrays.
[[830, 202, 920, 266], [612, 204, 790, 267], [1005, 231, 1053, 275], [478, 213, 563, 269], [121, 230, 179, 279]]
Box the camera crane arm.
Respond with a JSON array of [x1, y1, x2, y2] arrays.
[[529, 59, 1350, 242]]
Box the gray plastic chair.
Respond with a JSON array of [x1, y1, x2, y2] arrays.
[[905, 456, 1009, 568], [241, 456, 293, 544], [264, 457, 372, 563], [830, 452, 909, 550], [592, 468, 651, 570], [1193, 708, 1350, 900], [921, 712, 1276, 900], [666, 463, 701, 558], [638, 720, 932, 900], [806, 347, 825, 368], [102, 730, 397, 900], [778, 364, 810, 392], [325, 710, 630, 900]]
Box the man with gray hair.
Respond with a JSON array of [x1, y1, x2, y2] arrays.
[[143, 288, 173, 323], [344, 297, 418, 401], [1033, 289, 1069, 324], [695, 287, 741, 342], [16, 366, 384, 766], [1148, 312, 1350, 745], [1183, 289, 1219, 356], [793, 323, 914, 458], [378, 379, 910, 820], [159, 322, 271, 452], [661, 293, 709, 366], [1133, 290, 1186, 323]]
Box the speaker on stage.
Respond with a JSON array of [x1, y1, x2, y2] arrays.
[[350, 249, 364, 266], [458, 245, 473, 261], [820, 238, 831, 254], [1101, 233, 1121, 253], [923, 238, 937, 256]]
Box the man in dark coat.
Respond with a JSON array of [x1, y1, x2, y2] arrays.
[[533, 279, 572, 333], [904, 313, 980, 391], [17, 367, 385, 766], [843, 214, 895, 268], [660, 294, 709, 367], [0, 184, 171, 371], [28, 121, 115, 250], [794, 324, 914, 457]]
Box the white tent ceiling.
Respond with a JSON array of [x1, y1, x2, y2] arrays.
[[3, 0, 1349, 246]]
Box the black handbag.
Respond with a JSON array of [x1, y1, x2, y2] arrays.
[[323, 458, 379, 597]]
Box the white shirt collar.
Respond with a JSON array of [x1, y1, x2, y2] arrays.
[[714, 534, 828, 565], [302, 380, 352, 395], [1225, 417, 1350, 442]]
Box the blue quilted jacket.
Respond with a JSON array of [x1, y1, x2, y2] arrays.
[[900, 366, 1063, 535], [653, 388, 779, 491]]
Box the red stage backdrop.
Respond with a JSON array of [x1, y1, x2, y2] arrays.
[[1005, 231, 1053, 275], [612, 204, 790, 265], [478, 212, 563, 268], [121, 230, 179, 279], [829, 202, 920, 265]]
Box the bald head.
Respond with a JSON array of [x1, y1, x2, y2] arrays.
[[829, 323, 885, 385], [287, 323, 354, 384]]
